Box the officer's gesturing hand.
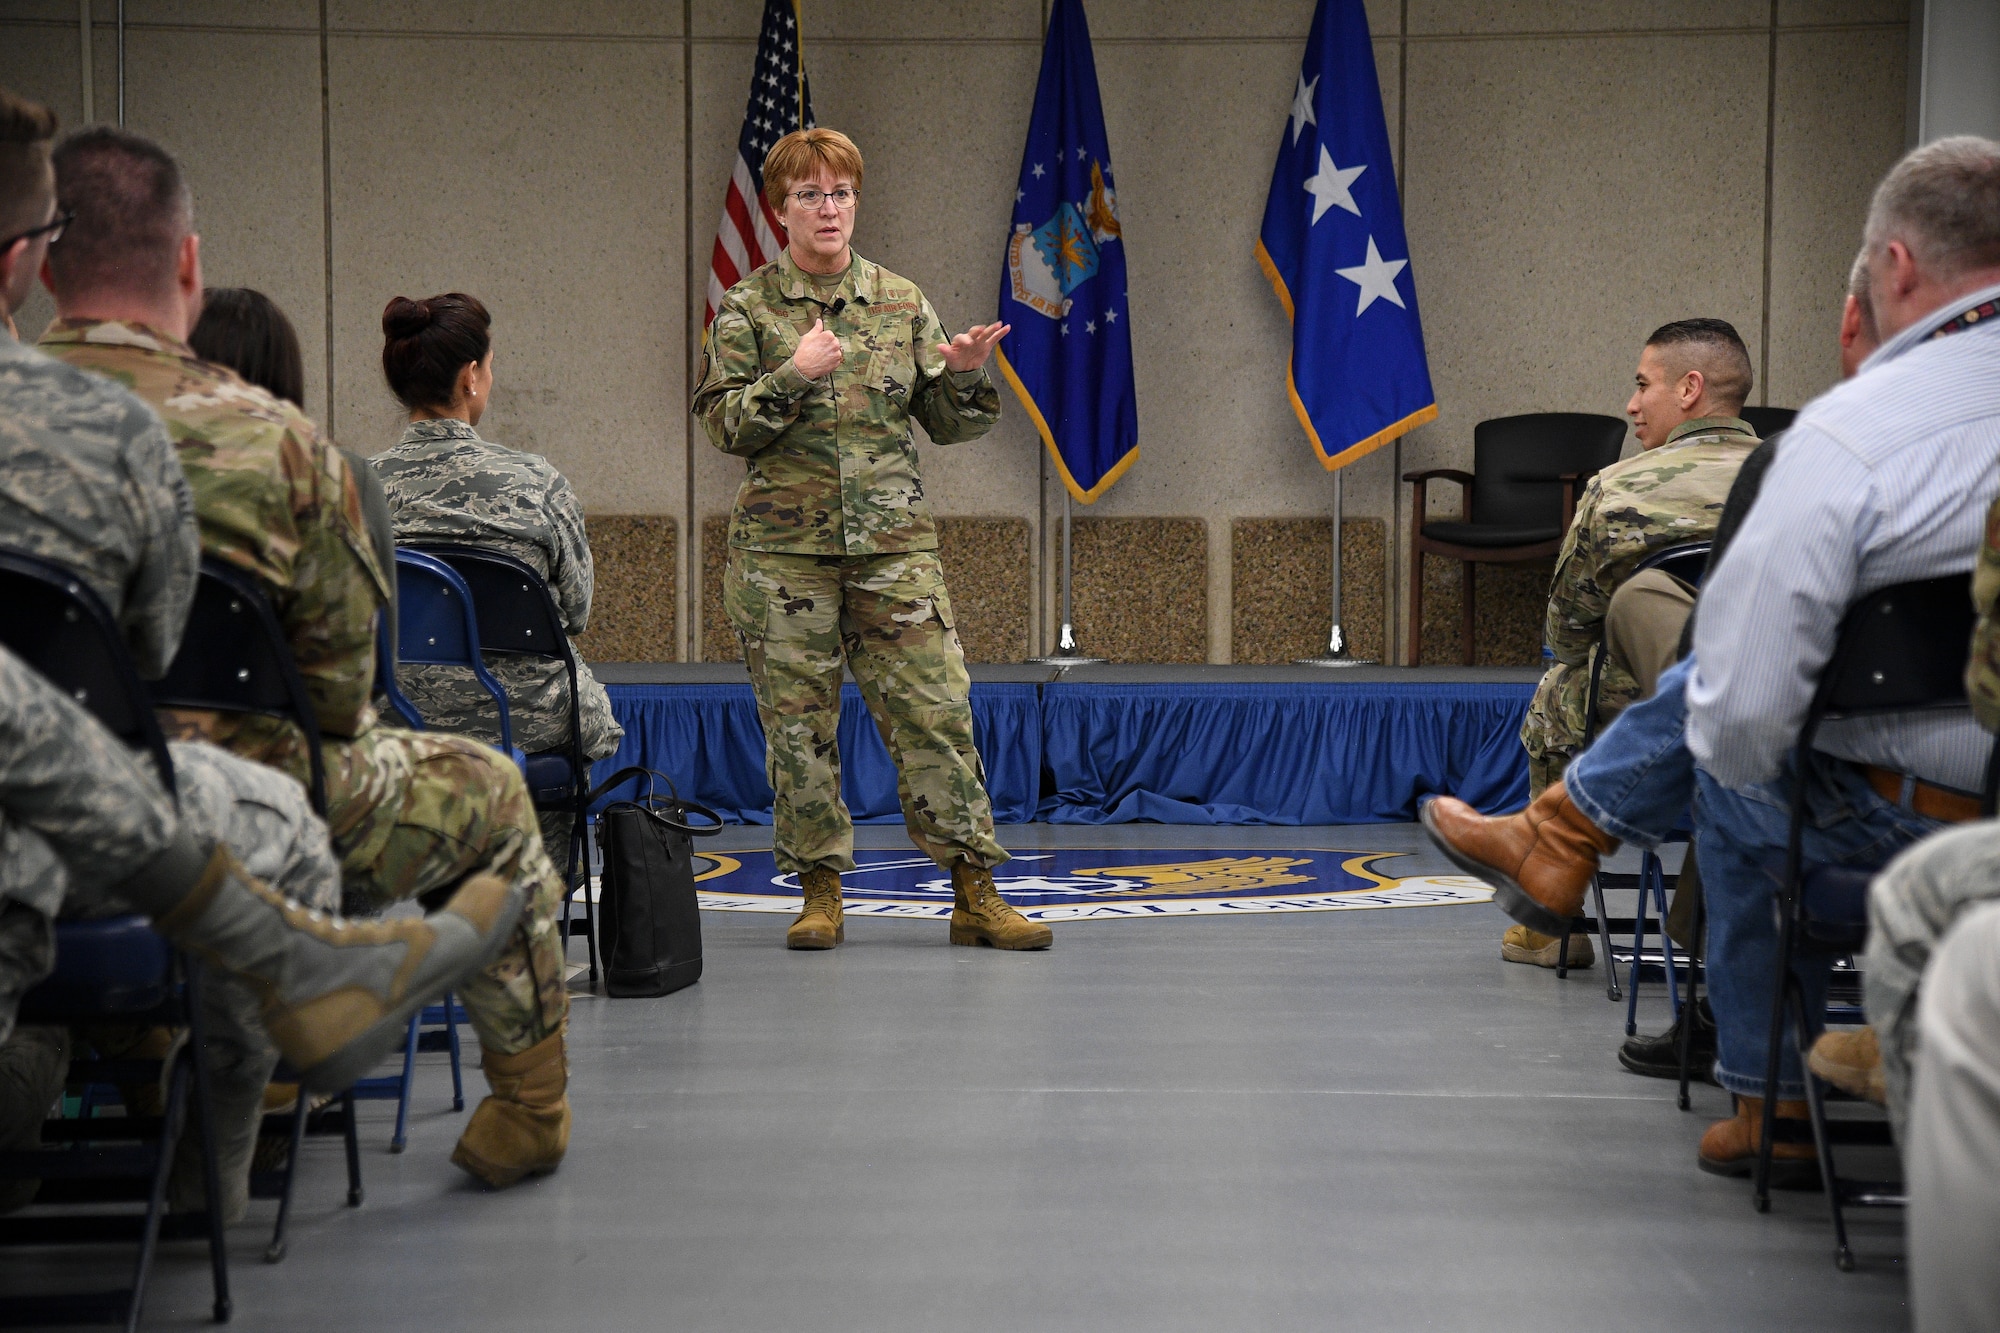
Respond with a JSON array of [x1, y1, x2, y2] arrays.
[[793, 318, 843, 380], [939, 322, 1011, 373]]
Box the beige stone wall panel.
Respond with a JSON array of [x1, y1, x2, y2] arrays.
[[1417, 554, 1551, 666], [1068, 517, 1207, 663], [1230, 517, 1386, 663], [936, 517, 1031, 663], [573, 515, 677, 664]]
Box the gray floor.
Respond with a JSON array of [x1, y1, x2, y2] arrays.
[[7, 826, 1905, 1331]]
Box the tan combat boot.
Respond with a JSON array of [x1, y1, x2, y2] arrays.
[[949, 862, 1051, 950], [451, 1028, 571, 1188], [1697, 1095, 1819, 1188], [135, 833, 524, 1093], [1420, 781, 1620, 936], [1809, 1027, 1887, 1104], [787, 865, 844, 949], [1500, 924, 1595, 969]]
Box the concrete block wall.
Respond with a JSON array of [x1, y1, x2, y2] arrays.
[[0, 0, 1909, 663]]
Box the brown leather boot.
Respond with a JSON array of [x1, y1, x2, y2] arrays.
[[451, 1029, 571, 1188], [1420, 781, 1620, 935], [949, 863, 1051, 950], [1697, 1095, 1820, 1189], [787, 866, 844, 949]]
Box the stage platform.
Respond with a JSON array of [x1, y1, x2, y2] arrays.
[[591, 662, 1538, 826]]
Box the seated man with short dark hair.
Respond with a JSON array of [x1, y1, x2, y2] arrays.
[[1504, 319, 1758, 970]]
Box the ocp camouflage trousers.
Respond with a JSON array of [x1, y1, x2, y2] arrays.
[[724, 547, 1008, 876], [318, 725, 568, 1055]]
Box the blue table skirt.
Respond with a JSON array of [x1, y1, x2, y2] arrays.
[[599, 678, 1529, 827], [1037, 681, 1531, 825], [592, 683, 1042, 824]]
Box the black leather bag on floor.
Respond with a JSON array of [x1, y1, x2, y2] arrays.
[[589, 767, 722, 998]]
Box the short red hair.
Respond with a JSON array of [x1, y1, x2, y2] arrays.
[[761, 128, 863, 210]]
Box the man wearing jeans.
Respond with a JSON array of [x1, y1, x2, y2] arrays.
[[1423, 135, 2000, 1181]]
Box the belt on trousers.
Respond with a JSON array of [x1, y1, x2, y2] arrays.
[[1861, 765, 1983, 824]]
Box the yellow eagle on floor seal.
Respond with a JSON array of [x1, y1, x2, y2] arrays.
[[1069, 856, 1315, 896]]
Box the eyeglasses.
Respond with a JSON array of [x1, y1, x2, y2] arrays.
[[1, 210, 73, 251], [787, 187, 858, 210]]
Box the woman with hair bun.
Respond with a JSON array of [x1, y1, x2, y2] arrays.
[[370, 293, 624, 848]]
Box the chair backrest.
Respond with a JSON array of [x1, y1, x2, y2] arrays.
[[1469, 413, 1628, 527], [153, 557, 328, 814], [392, 548, 511, 748], [409, 542, 584, 790], [1634, 540, 1713, 590], [0, 547, 176, 795], [1740, 406, 1798, 439], [1811, 574, 1975, 728], [374, 606, 425, 731]]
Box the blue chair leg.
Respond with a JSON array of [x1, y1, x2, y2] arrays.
[[445, 992, 464, 1112], [1657, 869, 1682, 1024], [390, 1012, 420, 1154], [127, 1054, 189, 1333], [1625, 853, 1655, 1036]]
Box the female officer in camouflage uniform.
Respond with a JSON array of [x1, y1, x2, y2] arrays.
[[693, 127, 1048, 952]]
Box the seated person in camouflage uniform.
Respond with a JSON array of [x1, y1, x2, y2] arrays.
[[1505, 319, 1759, 970], [693, 127, 1048, 952], [0, 86, 410, 1219], [190, 285, 402, 653], [367, 291, 624, 865], [39, 125, 573, 1189]]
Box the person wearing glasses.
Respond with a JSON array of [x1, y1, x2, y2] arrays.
[[692, 127, 1047, 953]]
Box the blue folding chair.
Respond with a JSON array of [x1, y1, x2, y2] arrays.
[[393, 548, 523, 765], [407, 543, 598, 984], [1556, 540, 1713, 1026], [0, 548, 231, 1328]]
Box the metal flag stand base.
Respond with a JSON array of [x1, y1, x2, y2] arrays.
[[1028, 492, 1107, 666], [1297, 467, 1376, 667]]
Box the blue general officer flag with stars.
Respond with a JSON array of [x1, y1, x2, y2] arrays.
[[994, 0, 1138, 503], [1258, 0, 1435, 470]]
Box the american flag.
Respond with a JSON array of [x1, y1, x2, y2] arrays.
[[704, 0, 815, 326]]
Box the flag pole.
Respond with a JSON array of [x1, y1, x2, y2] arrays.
[[1297, 465, 1373, 666], [1029, 491, 1104, 664]]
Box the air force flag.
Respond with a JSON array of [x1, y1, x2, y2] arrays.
[[994, 0, 1138, 503], [1258, 0, 1435, 470]]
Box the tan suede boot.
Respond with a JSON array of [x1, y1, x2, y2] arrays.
[[1809, 1027, 1887, 1104], [1420, 781, 1620, 935], [949, 863, 1051, 950], [787, 866, 844, 950], [1500, 924, 1594, 969], [131, 834, 525, 1093], [1697, 1095, 1820, 1189], [451, 1029, 571, 1188]]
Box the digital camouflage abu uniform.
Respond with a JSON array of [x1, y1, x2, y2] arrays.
[[0, 327, 336, 909], [370, 418, 623, 762], [0, 325, 344, 1215], [693, 250, 1008, 876], [1520, 415, 1758, 793], [40, 320, 567, 1058]]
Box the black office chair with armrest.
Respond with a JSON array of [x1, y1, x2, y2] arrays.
[[0, 547, 230, 1329], [1740, 406, 1797, 439], [406, 543, 600, 984], [1404, 412, 1628, 664]]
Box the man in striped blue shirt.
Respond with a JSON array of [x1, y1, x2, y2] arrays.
[[1425, 136, 2000, 1180]]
